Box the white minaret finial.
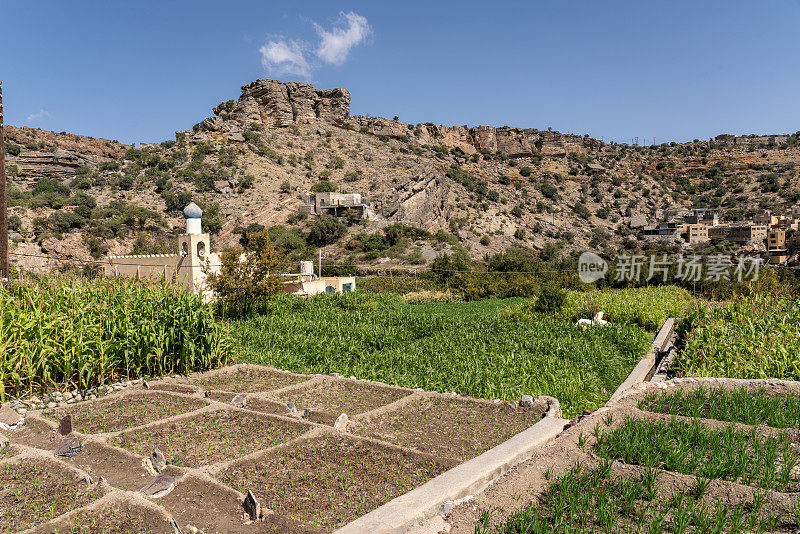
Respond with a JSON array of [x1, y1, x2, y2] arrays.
[[183, 203, 203, 235]]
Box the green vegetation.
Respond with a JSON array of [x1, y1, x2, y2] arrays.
[[0, 279, 230, 400], [207, 231, 288, 319], [674, 295, 800, 379], [476, 462, 787, 533], [229, 293, 651, 417], [595, 417, 799, 491], [505, 286, 692, 331], [640, 386, 800, 428]]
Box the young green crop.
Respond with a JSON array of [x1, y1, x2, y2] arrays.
[[673, 295, 800, 380], [229, 293, 652, 418], [0, 278, 231, 400], [475, 462, 788, 533], [640, 386, 800, 428], [595, 417, 799, 492]]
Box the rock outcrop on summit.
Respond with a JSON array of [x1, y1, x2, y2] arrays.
[[197, 78, 603, 159]]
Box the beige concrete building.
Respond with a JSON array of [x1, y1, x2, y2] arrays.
[[684, 223, 709, 245], [754, 211, 779, 226], [280, 260, 356, 296], [303, 192, 371, 218], [768, 228, 787, 250], [725, 224, 768, 245]]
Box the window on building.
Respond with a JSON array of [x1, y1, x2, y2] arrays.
[[325, 286, 336, 294]]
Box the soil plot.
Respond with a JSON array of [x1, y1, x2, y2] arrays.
[[204, 391, 289, 415], [111, 410, 309, 468], [277, 379, 411, 424], [38, 499, 174, 534], [357, 395, 546, 461], [44, 392, 208, 434], [192, 366, 307, 393], [0, 459, 102, 532], [220, 433, 450, 531]]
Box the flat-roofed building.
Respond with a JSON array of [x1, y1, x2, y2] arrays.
[[685, 223, 709, 245], [725, 224, 768, 245], [768, 228, 786, 250]]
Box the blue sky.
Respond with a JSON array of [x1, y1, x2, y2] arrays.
[[2, 0, 798, 145]]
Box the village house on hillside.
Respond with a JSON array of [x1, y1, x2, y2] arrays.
[[641, 207, 800, 265], [104, 203, 355, 297]]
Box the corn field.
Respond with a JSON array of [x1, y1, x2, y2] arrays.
[[0, 279, 231, 400], [674, 295, 800, 380]]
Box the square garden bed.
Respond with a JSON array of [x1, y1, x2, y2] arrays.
[[110, 409, 310, 468], [204, 391, 289, 416], [0, 458, 103, 533], [356, 395, 546, 461], [38, 499, 174, 534], [189, 366, 308, 393], [275, 379, 412, 425], [44, 392, 208, 434], [219, 433, 451, 531]]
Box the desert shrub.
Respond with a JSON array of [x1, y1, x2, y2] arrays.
[[5, 144, 21, 156], [242, 130, 261, 144], [540, 183, 559, 200], [0, 279, 230, 399], [7, 215, 22, 231], [311, 180, 337, 193], [519, 166, 533, 177], [238, 175, 254, 191]]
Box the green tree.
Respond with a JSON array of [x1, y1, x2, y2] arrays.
[[206, 231, 288, 318], [306, 216, 347, 246]]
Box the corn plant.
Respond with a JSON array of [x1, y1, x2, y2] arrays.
[[674, 295, 800, 380], [0, 278, 231, 400]]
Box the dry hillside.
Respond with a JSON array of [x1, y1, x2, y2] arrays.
[[5, 78, 800, 273]]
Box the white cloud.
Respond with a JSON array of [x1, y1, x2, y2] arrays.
[[259, 39, 312, 78], [314, 12, 372, 66], [26, 109, 49, 122], [259, 12, 371, 79]]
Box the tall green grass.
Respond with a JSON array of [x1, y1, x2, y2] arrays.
[[674, 295, 800, 379], [229, 293, 651, 417], [503, 286, 692, 331], [0, 279, 231, 400]]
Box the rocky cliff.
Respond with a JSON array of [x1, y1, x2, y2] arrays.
[[197, 78, 603, 158]]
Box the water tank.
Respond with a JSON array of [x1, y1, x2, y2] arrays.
[[300, 261, 314, 276]]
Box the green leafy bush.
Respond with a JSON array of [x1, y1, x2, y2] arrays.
[[306, 217, 347, 246]]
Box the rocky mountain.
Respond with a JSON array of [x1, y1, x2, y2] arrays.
[[5, 78, 800, 274]]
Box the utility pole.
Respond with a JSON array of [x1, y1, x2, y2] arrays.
[[0, 80, 9, 283]]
